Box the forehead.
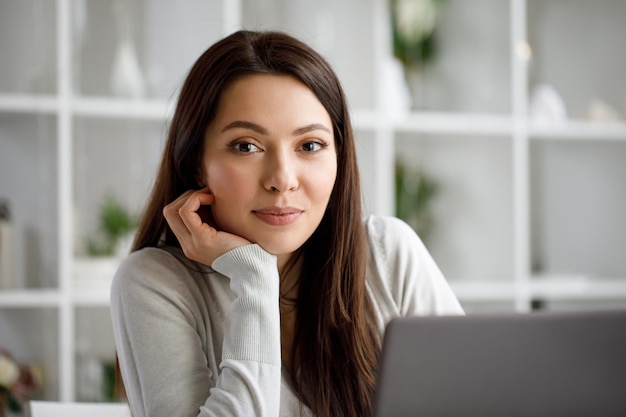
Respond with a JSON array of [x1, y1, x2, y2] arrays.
[[212, 74, 332, 128]]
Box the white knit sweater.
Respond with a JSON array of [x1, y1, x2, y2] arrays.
[[111, 215, 464, 417]]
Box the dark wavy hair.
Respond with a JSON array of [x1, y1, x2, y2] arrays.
[[122, 30, 379, 417]]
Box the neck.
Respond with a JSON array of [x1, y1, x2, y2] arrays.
[[279, 251, 302, 372], [279, 251, 302, 303], [277, 254, 289, 274]]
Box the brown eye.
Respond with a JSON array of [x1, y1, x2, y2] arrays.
[[301, 141, 325, 152], [229, 141, 260, 153]]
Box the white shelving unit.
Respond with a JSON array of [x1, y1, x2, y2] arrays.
[[1, 0, 625, 405], [0, 0, 238, 404]]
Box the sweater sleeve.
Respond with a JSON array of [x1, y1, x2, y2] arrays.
[[110, 244, 282, 417]]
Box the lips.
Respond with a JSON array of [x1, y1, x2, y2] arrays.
[[253, 207, 304, 226]]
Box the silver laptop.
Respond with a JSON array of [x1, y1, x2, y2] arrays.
[[374, 309, 626, 417]]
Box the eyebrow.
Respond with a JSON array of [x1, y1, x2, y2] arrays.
[[221, 120, 332, 136], [293, 123, 332, 136], [221, 120, 268, 135]]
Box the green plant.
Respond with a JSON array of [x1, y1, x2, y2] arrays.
[[395, 160, 438, 243], [390, 0, 446, 70], [85, 193, 137, 256]]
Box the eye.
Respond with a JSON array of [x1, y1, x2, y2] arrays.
[[300, 141, 327, 152], [229, 141, 260, 153]]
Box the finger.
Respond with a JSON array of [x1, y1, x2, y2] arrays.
[[179, 191, 215, 232], [163, 203, 193, 242], [163, 190, 198, 240], [163, 190, 194, 222], [164, 188, 210, 218]]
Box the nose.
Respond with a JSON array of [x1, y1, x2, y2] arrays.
[[263, 149, 299, 193]]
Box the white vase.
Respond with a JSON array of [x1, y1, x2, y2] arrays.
[[109, 0, 146, 98], [381, 57, 411, 120], [405, 66, 426, 111]]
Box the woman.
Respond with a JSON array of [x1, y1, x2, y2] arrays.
[[110, 30, 463, 417]]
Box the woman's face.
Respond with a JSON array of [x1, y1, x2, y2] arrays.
[[203, 74, 337, 266]]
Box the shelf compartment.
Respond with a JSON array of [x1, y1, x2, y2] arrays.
[[0, 113, 59, 289], [527, 0, 626, 119], [394, 132, 515, 283], [406, 0, 511, 114], [0, 307, 60, 399], [0, 0, 57, 95], [72, 117, 163, 259], [74, 306, 117, 402], [74, 0, 224, 100], [530, 140, 626, 279]]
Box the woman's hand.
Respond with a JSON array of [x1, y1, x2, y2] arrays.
[[163, 188, 251, 266]]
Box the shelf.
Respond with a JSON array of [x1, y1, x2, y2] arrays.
[[0, 289, 112, 308], [449, 281, 517, 302], [351, 110, 514, 136], [10, 277, 619, 309], [0, 93, 59, 114], [72, 257, 119, 306], [72, 97, 175, 120], [451, 276, 626, 303], [72, 288, 113, 307], [4, 95, 620, 141], [395, 112, 513, 136], [530, 275, 626, 301], [0, 289, 61, 308], [530, 119, 626, 141], [0, 93, 176, 121]]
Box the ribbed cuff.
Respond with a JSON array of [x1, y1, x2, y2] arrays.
[[212, 244, 281, 365]]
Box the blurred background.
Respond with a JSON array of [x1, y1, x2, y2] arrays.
[[1, 0, 625, 408]]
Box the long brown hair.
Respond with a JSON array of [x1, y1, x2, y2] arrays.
[[123, 30, 379, 417]]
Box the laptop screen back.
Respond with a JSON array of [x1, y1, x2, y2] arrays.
[[373, 310, 626, 417]]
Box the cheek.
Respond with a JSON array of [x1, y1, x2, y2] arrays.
[[206, 163, 245, 196], [205, 163, 256, 227], [205, 169, 242, 233], [316, 163, 338, 201]]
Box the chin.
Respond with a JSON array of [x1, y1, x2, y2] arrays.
[[254, 237, 305, 257]]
